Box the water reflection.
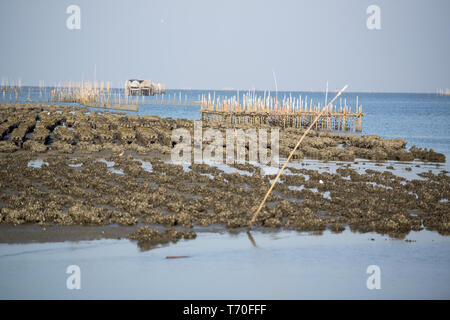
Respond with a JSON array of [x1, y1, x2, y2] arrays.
[[246, 230, 258, 248]]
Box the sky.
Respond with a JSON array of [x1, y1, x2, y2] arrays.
[[0, 0, 449, 92]]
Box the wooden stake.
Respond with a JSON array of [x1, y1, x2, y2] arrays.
[[246, 85, 349, 231]]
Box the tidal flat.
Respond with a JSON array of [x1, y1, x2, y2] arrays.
[[0, 103, 448, 241], [0, 102, 449, 299]]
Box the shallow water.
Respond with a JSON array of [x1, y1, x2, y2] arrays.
[[139, 160, 153, 173], [169, 157, 448, 178], [0, 229, 448, 299], [96, 158, 124, 175], [26, 159, 48, 168], [286, 158, 449, 178]]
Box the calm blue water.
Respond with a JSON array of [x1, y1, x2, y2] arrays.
[[0, 230, 449, 299], [5, 88, 450, 157]]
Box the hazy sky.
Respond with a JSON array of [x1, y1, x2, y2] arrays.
[[0, 0, 449, 92]]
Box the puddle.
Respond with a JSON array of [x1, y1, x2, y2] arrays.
[[27, 159, 49, 168], [366, 181, 393, 190], [97, 159, 124, 175], [97, 158, 115, 167], [68, 163, 83, 168], [108, 168, 124, 175], [167, 161, 191, 172], [166, 158, 447, 184], [285, 158, 448, 181], [204, 160, 253, 176], [287, 185, 320, 194], [200, 173, 214, 179], [139, 160, 153, 173]]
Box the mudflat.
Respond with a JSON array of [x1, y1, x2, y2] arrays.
[[0, 103, 448, 247]]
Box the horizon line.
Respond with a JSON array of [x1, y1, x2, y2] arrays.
[[9, 85, 449, 95]]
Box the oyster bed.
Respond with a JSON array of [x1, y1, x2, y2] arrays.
[[0, 103, 449, 246]]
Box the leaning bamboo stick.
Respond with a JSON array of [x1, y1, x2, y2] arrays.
[[246, 85, 349, 231]]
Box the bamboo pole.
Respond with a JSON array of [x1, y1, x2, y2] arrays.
[[246, 85, 349, 231]]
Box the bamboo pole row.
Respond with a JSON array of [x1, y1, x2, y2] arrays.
[[47, 81, 196, 108], [437, 88, 450, 96], [45, 81, 143, 111], [0, 78, 22, 92], [1, 81, 197, 109], [144, 92, 197, 106], [200, 91, 364, 132]]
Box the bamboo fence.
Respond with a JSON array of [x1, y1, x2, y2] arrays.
[[200, 91, 364, 131]]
